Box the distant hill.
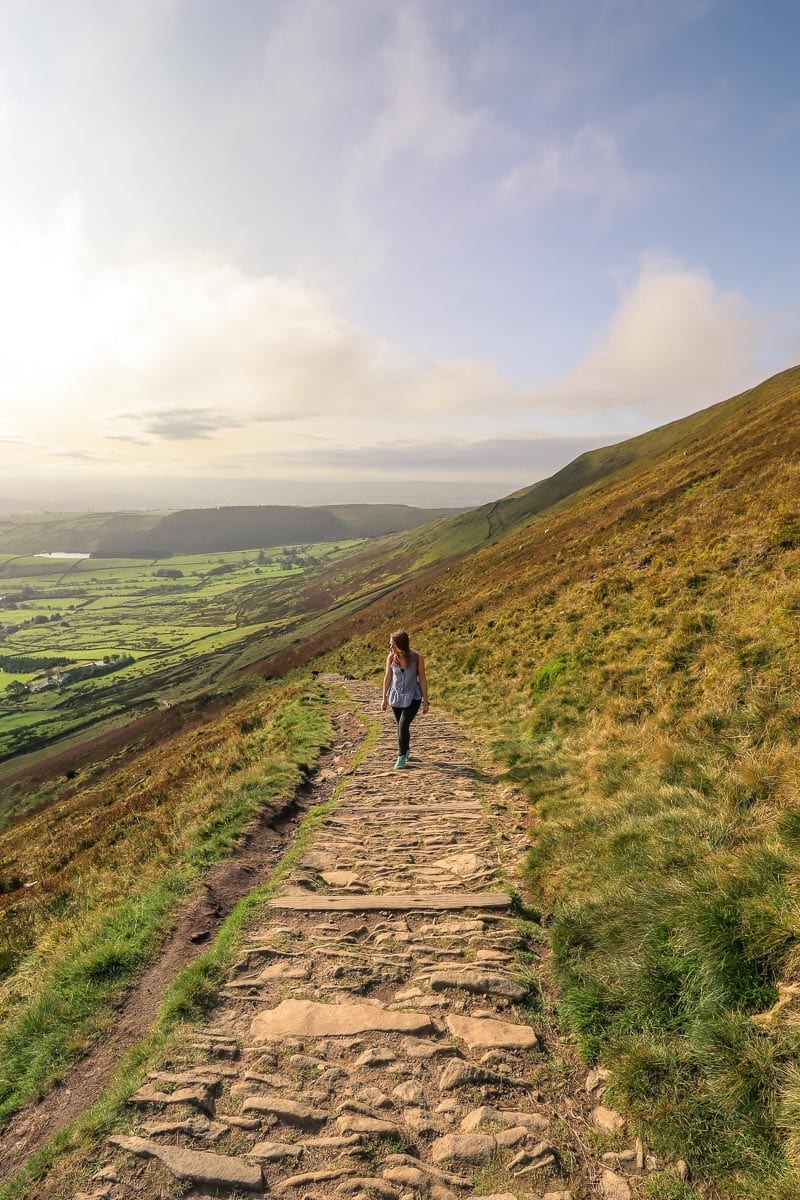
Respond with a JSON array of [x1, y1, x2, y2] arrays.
[[0, 503, 465, 557]]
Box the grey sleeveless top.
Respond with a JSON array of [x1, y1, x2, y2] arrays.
[[387, 652, 422, 707]]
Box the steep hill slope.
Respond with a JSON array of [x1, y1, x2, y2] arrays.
[[317, 364, 800, 1196], [237, 364, 800, 631]]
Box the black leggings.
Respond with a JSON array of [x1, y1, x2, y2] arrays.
[[392, 700, 421, 756]]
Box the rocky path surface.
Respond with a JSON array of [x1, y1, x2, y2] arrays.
[[66, 678, 675, 1200]]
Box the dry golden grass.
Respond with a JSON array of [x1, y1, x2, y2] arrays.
[[319, 365, 800, 1193]]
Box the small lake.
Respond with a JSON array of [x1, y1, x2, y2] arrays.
[[34, 552, 91, 559]]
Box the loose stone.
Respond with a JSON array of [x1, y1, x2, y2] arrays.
[[438, 1059, 515, 1091], [148, 1068, 229, 1087], [401, 1038, 460, 1060], [386, 1062, 415, 1077], [140, 1116, 225, 1140], [290, 1054, 328, 1072], [355, 1046, 398, 1067], [383, 1165, 430, 1192], [403, 1107, 447, 1135], [381, 1153, 472, 1188], [429, 970, 527, 1001], [302, 1133, 364, 1150], [495, 1125, 529, 1147], [321, 870, 363, 888], [429, 1133, 497, 1166], [277, 1168, 357, 1191], [242, 1070, 293, 1087], [585, 1067, 611, 1093], [460, 1104, 546, 1132], [591, 1105, 625, 1133], [394, 987, 425, 1001], [248, 1141, 304, 1161], [336, 1115, 404, 1137], [600, 1169, 632, 1200], [432, 852, 487, 877], [514, 1154, 556, 1175], [129, 1083, 215, 1115], [359, 1086, 394, 1108], [391, 1081, 426, 1105], [335, 1178, 401, 1198], [241, 1096, 329, 1129], [218, 1115, 261, 1130]]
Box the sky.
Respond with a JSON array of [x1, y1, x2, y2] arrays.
[[1, 0, 799, 510]]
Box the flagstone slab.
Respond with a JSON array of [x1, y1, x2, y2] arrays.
[[250, 998, 434, 1041], [446, 1013, 538, 1049], [432, 852, 488, 876], [109, 1135, 262, 1191]]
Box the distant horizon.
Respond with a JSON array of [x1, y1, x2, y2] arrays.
[[0, 475, 528, 516]]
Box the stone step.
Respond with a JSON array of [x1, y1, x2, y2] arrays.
[[268, 891, 512, 912]]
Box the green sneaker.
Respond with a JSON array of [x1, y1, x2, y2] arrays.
[[395, 754, 407, 769]]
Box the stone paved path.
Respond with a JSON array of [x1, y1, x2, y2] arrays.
[[70, 678, 664, 1200]]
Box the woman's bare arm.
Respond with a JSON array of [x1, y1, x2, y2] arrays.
[[417, 654, 429, 713], [381, 654, 392, 711]]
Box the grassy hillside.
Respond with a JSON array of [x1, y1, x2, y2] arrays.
[[320, 364, 800, 1197], [0, 671, 333, 1128], [3, 365, 800, 1198]]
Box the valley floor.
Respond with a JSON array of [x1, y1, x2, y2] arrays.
[[7, 678, 698, 1200]]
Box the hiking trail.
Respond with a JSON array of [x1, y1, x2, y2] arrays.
[[27, 677, 682, 1199]]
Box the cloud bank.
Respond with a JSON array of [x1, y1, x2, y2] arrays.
[[0, 209, 779, 485]]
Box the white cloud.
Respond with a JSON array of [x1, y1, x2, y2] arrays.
[[0, 211, 520, 473], [0, 206, 783, 486], [556, 260, 765, 420], [356, 3, 490, 176], [113, 407, 251, 442], [501, 124, 646, 212]]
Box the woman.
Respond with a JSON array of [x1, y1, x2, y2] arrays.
[[381, 629, 429, 769]]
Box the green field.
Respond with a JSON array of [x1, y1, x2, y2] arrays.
[[0, 542, 361, 762]]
